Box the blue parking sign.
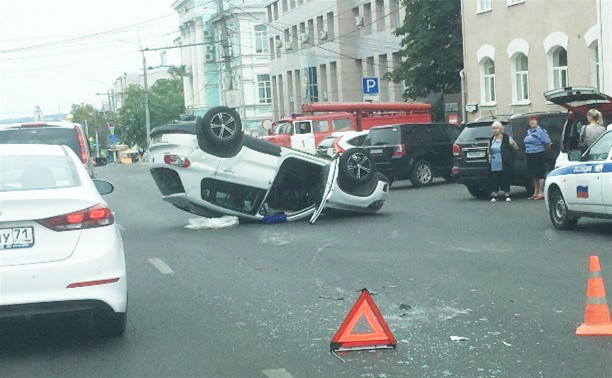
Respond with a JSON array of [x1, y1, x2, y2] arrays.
[[362, 77, 379, 95]]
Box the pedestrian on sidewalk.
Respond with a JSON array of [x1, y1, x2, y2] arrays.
[[579, 109, 606, 152], [524, 115, 551, 200], [488, 121, 518, 202]]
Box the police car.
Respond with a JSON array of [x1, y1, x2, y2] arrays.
[[545, 130, 612, 230]]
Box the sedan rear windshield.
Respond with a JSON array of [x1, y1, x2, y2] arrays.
[[0, 155, 80, 192], [364, 127, 401, 146], [0, 128, 81, 158]]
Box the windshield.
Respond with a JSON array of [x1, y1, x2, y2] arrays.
[[0, 128, 81, 158], [318, 137, 337, 148], [0, 155, 80, 192], [455, 122, 504, 143], [275, 122, 293, 135]]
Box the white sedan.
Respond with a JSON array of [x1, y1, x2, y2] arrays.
[[0, 144, 127, 336], [149, 107, 389, 224], [545, 130, 612, 230]]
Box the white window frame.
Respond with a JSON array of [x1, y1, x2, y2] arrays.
[[550, 47, 568, 90], [254, 25, 268, 54], [477, 0, 492, 13], [590, 41, 600, 90], [480, 57, 496, 105], [507, 0, 525, 6], [257, 74, 272, 104], [511, 53, 530, 105]]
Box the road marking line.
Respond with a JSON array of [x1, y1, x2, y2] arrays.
[[262, 369, 292, 378], [148, 258, 174, 275]]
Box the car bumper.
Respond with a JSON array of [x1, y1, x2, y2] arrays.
[[0, 225, 127, 317], [452, 166, 490, 186]]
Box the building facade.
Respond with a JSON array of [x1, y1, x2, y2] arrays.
[[172, 0, 272, 131], [266, 0, 406, 121], [461, 0, 603, 122], [112, 69, 173, 111]]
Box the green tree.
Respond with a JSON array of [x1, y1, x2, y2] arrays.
[[70, 103, 109, 149], [387, 0, 463, 118], [116, 66, 185, 148], [117, 84, 147, 148]]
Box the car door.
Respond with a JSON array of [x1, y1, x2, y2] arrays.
[[565, 132, 612, 213], [426, 124, 453, 173], [290, 121, 316, 154]]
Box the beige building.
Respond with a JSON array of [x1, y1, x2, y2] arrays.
[[461, 0, 603, 122], [266, 0, 405, 121]]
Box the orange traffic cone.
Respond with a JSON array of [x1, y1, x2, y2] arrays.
[[576, 256, 612, 336]]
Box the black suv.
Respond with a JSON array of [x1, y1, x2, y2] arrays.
[[452, 112, 566, 199], [362, 123, 460, 186]]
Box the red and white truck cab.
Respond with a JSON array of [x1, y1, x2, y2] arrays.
[[261, 102, 432, 154]]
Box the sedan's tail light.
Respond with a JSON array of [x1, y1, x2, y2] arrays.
[[164, 154, 191, 168], [332, 138, 345, 154], [37, 204, 114, 231], [453, 144, 461, 156], [392, 144, 406, 158]]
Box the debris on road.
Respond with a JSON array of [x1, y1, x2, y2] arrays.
[[399, 304, 412, 311], [450, 336, 469, 342], [319, 295, 344, 301], [502, 341, 513, 347], [185, 216, 239, 229]]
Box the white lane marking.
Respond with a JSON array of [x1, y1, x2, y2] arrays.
[[148, 258, 174, 275], [117, 224, 126, 231], [262, 369, 292, 378]]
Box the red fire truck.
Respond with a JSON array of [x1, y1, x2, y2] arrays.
[[261, 102, 431, 154]]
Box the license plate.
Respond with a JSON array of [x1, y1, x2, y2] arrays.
[[370, 148, 383, 154], [466, 151, 486, 159], [0, 227, 35, 250]]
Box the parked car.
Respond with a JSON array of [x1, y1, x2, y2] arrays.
[[316, 130, 369, 158], [543, 86, 612, 168], [361, 123, 460, 187], [452, 112, 567, 198], [0, 122, 100, 177], [148, 107, 389, 224], [261, 102, 431, 154], [545, 129, 612, 229], [0, 144, 127, 336]]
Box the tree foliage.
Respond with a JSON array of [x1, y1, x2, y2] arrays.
[[116, 67, 185, 148], [70, 103, 110, 148], [387, 0, 463, 99]]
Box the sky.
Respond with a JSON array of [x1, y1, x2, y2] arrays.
[[0, 1, 186, 120]]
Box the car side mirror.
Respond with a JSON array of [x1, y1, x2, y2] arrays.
[[95, 157, 108, 166], [568, 150, 582, 162], [93, 180, 114, 195]]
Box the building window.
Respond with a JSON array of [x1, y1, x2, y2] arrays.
[[254, 25, 268, 54], [591, 42, 600, 90], [258, 74, 272, 104], [477, 0, 492, 13], [551, 47, 568, 89], [389, 0, 400, 28], [376, 0, 385, 32], [327, 12, 335, 40], [363, 2, 372, 34], [306, 67, 318, 102], [512, 53, 529, 103], [480, 58, 496, 104]]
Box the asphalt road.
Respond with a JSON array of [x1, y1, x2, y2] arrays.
[[1, 163, 611, 377]]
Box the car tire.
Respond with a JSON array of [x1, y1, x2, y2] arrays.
[[410, 160, 434, 187], [196, 106, 244, 158], [549, 188, 578, 230], [467, 185, 490, 199], [338, 148, 376, 187], [93, 311, 127, 337]]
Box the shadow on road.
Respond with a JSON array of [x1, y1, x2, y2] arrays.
[[0, 313, 120, 357]]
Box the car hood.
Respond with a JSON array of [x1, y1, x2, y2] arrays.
[[544, 87, 612, 114]]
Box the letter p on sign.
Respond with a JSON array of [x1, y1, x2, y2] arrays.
[[362, 77, 379, 102]]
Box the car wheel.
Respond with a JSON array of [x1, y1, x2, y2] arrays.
[[410, 160, 433, 187], [196, 106, 244, 157], [338, 148, 376, 187], [549, 188, 578, 230], [93, 311, 127, 337], [467, 185, 490, 199]]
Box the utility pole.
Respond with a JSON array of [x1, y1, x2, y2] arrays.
[[216, 0, 233, 90], [141, 48, 152, 147]]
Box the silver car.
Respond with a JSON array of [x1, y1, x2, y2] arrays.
[[148, 107, 389, 224]]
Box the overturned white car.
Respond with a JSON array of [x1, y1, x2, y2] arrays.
[[148, 107, 389, 224]]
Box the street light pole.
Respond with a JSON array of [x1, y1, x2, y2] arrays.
[[142, 51, 152, 148]]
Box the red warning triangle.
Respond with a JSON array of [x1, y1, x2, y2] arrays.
[[330, 289, 396, 351]]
